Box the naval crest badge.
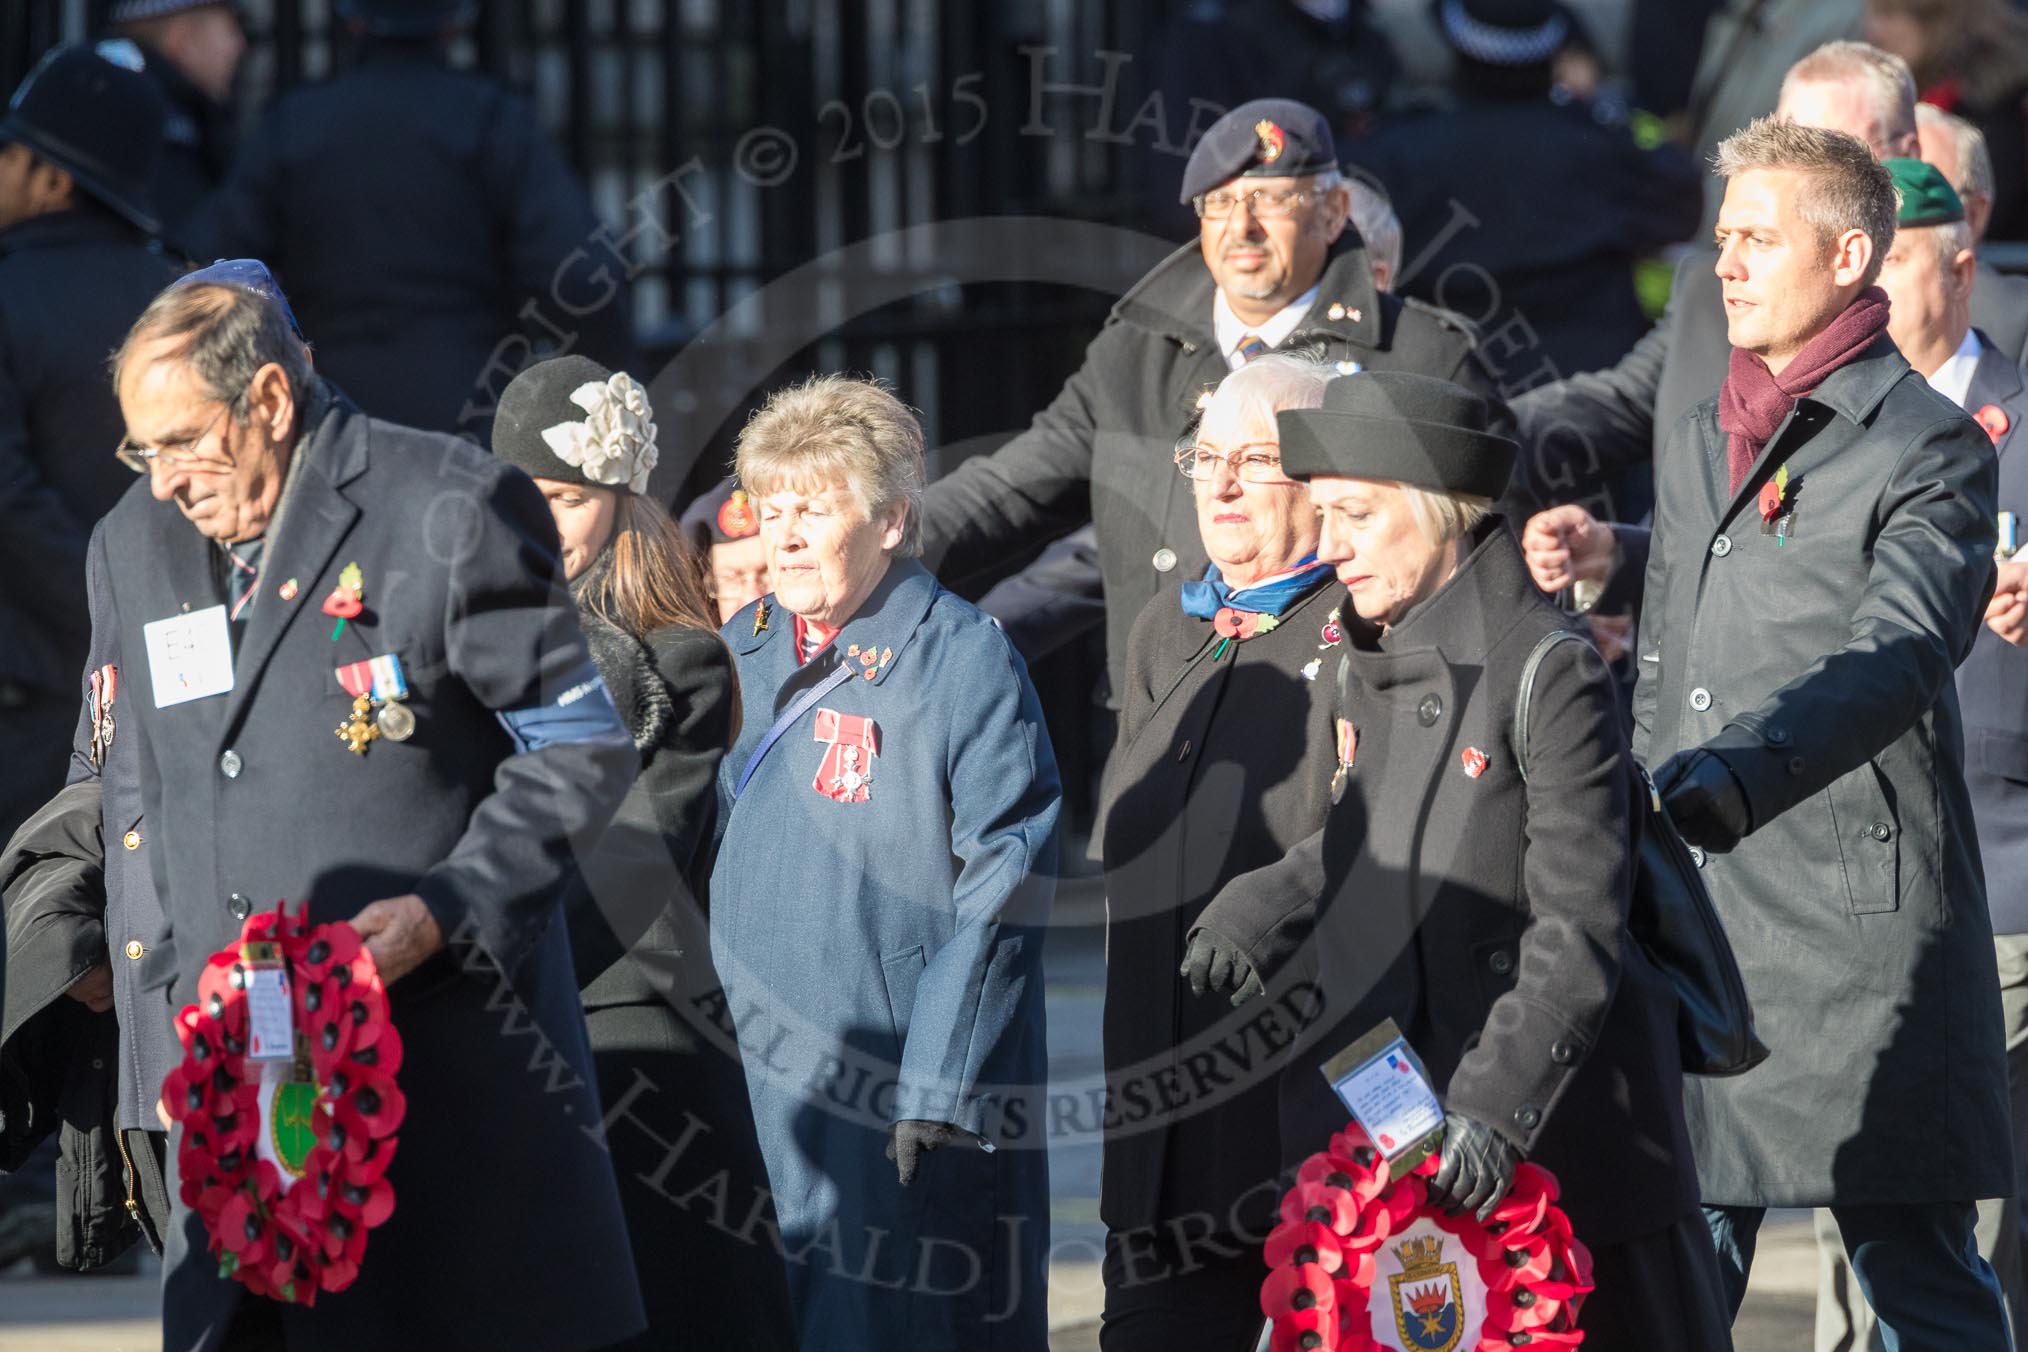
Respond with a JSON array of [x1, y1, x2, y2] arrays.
[[1379, 1225, 1484, 1352]]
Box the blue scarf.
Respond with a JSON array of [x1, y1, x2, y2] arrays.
[[1180, 557, 1334, 620]]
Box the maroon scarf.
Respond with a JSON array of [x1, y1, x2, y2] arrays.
[[1717, 287, 1891, 493]]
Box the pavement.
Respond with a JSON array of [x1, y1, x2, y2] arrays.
[[0, 895, 1817, 1351]]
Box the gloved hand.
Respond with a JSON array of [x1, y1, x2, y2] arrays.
[[1654, 747, 1752, 851], [1427, 1111, 1521, 1223], [885, 1119, 981, 1186], [1179, 925, 1266, 1007]]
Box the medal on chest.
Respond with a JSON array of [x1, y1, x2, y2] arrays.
[[87, 663, 118, 768], [1330, 716, 1358, 804], [813, 707, 880, 802], [333, 654, 413, 755]]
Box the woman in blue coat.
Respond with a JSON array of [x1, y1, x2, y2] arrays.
[[711, 375, 1060, 1350]]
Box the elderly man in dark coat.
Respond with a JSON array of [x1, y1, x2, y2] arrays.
[[1634, 116, 2011, 1344], [98, 272, 645, 1350], [919, 98, 1503, 708]]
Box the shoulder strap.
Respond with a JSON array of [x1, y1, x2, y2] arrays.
[[733, 661, 855, 800], [1513, 629, 1585, 785]]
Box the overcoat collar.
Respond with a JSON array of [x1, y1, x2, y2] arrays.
[[730, 557, 941, 692], [1351, 518, 1534, 689], [1110, 238, 1385, 355], [1147, 570, 1339, 716]]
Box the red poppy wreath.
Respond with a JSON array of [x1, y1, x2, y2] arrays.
[[163, 904, 405, 1305], [1260, 1122, 1593, 1351]]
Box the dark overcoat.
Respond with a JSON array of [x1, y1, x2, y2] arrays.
[[1210, 525, 1701, 1248], [1631, 336, 2013, 1206], [710, 560, 1059, 1351], [1959, 340, 2028, 938], [919, 240, 1504, 702], [1098, 573, 1344, 1235], [95, 391, 647, 1351], [563, 596, 796, 1352]]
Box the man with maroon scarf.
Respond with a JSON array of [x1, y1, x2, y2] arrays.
[[1632, 114, 2012, 1346]]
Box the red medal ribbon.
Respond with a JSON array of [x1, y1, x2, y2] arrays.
[[812, 709, 879, 802], [335, 660, 374, 699]]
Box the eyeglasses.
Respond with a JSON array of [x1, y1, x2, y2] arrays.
[[1193, 187, 1315, 220], [115, 404, 231, 474], [1173, 440, 1292, 483]]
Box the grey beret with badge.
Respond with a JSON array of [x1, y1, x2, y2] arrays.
[[1276, 370, 1517, 499]]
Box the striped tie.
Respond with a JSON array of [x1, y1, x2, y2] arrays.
[[1234, 332, 1269, 363]]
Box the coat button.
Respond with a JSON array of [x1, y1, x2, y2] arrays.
[[124, 939, 144, 961], [219, 749, 243, 779], [1788, 755, 1805, 775], [1690, 846, 1707, 868], [1176, 739, 1191, 762], [122, 829, 141, 850], [1689, 688, 1712, 712], [1515, 1106, 1541, 1130], [1152, 548, 1178, 573], [1766, 724, 1790, 745], [1711, 535, 1732, 557], [227, 893, 252, 921], [1488, 949, 1515, 976], [1417, 694, 1444, 726], [1550, 1040, 1578, 1066], [1869, 821, 1893, 841]]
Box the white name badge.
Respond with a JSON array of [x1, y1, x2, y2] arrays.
[[244, 964, 294, 1062], [1322, 1020, 1446, 1173], [144, 605, 234, 708]]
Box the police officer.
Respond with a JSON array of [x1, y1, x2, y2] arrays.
[[102, 0, 246, 239], [920, 97, 1505, 712], [1356, 0, 1702, 380], [185, 0, 639, 438], [101, 271, 645, 1350]]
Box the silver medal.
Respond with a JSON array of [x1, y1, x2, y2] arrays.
[[374, 700, 416, 742]]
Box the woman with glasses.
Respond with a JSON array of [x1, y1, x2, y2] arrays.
[[1095, 353, 1350, 1349]]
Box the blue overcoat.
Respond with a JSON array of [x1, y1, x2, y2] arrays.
[[711, 559, 1058, 1350]]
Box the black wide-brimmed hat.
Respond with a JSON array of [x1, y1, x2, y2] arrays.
[[1277, 371, 1516, 499], [333, 0, 476, 38], [0, 41, 165, 234], [493, 355, 660, 496], [1433, 0, 1569, 68], [1180, 98, 1339, 203]]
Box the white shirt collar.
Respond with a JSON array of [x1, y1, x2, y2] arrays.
[[1924, 328, 1983, 411], [1214, 283, 1322, 371]]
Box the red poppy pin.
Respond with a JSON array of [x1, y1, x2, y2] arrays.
[[1977, 404, 2011, 444], [1254, 119, 1285, 163], [1461, 747, 1489, 779], [322, 562, 364, 639]]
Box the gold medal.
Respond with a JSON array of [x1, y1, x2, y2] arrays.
[[336, 694, 380, 755], [375, 700, 415, 742]]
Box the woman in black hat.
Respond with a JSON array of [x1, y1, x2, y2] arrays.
[[492, 354, 793, 1351], [1197, 371, 1731, 1347]]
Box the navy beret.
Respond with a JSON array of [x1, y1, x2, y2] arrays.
[[1277, 371, 1516, 499], [1180, 99, 1338, 204]]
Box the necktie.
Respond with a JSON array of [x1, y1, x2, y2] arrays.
[[1234, 332, 1268, 364], [225, 538, 262, 621]]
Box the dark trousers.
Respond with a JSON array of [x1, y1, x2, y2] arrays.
[[1100, 1227, 1266, 1352], [1707, 1202, 2010, 1352]]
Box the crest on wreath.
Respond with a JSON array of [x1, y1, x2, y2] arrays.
[[1389, 1234, 1465, 1352]]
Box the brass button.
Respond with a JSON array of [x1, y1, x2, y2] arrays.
[[122, 829, 141, 850], [124, 940, 144, 961]]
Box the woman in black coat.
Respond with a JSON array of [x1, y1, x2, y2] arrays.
[[1098, 354, 1353, 1350], [494, 356, 793, 1351], [1200, 372, 1731, 1349]]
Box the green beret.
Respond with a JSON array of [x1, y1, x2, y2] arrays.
[[1277, 371, 1517, 499], [1884, 157, 1965, 229]]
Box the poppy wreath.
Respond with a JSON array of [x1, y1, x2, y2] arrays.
[[1259, 1121, 1593, 1351], [162, 904, 405, 1305]]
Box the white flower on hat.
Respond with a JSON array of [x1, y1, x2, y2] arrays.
[[540, 371, 660, 494]]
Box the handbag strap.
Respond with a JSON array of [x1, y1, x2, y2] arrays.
[[1512, 629, 1585, 784], [734, 660, 855, 800]]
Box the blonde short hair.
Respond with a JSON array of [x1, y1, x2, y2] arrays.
[[733, 375, 927, 557], [1917, 103, 1995, 208], [1401, 483, 1493, 548], [1716, 115, 1899, 287], [1780, 40, 1918, 151]]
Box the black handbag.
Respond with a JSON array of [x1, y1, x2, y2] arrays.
[[1515, 630, 1770, 1077]]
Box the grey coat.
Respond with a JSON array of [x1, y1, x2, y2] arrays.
[[919, 240, 1503, 701], [1632, 336, 2012, 1205]]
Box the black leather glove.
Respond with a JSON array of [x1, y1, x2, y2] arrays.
[[1655, 747, 1752, 851], [885, 1119, 980, 1186], [1427, 1111, 1521, 1223], [1179, 925, 1266, 1007]]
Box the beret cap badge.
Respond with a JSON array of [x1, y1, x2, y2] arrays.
[[1254, 119, 1286, 164]]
